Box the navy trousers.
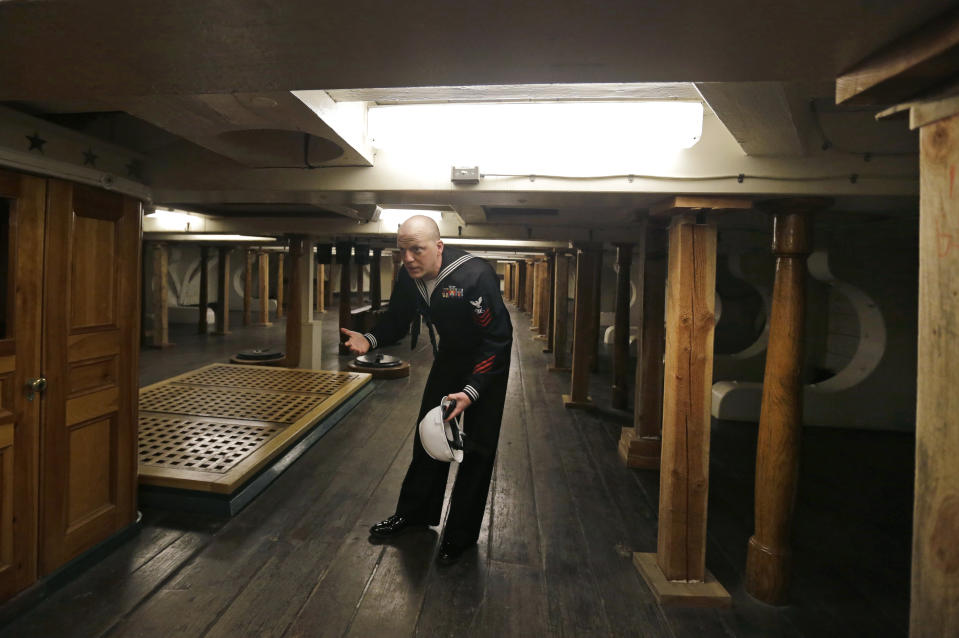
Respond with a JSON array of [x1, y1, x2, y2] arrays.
[[395, 353, 509, 545]]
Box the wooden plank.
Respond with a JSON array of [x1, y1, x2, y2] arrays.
[[911, 110, 959, 637], [469, 562, 548, 638], [836, 7, 959, 105], [650, 196, 752, 217], [516, 318, 612, 636], [488, 341, 540, 567], [656, 216, 718, 583]]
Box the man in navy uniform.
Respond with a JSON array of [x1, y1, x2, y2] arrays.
[[341, 215, 512, 564]]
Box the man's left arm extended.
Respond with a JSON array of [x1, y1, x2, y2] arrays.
[[446, 267, 512, 421]]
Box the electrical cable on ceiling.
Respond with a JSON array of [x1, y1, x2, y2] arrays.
[[480, 172, 918, 183]]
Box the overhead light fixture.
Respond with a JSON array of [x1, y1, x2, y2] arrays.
[[144, 208, 208, 232], [175, 234, 278, 242], [376, 208, 443, 229], [368, 100, 704, 174]]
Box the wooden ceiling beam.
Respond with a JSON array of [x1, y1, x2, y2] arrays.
[[649, 196, 752, 217], [836, 6, 959, 106]]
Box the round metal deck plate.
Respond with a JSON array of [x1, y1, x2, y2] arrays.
[[354, 353, 404, 368]]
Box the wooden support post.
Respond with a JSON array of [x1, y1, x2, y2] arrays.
[[392, 250, 402, 282], [612, 243, 632, 410], [356, 251, 365, 304], [197, 245, 209, 334], [634, 214, 729, 607], [285, 236, 320, 368], [530, 261, 542, 331], [325, 263, 334, 309], [517, 262, 528, 312], [316, 263, 325, 313], [243, 249, 253, 326], [564, 245, 600, 409], [835, 17, 959, 632], [504, 263, 512, 302], [620, 224, 667, 469], [544, 252, 556, 352], [525, 259, 535, 316], [591, 246, 603, 373], [213, 246, 231, 335], [150, 242, 172, 348], [276, 252, 285, 319], [910, 107, 959, 638], [551, 251, 572, 371], [745, 198, 822, 605], [337, 242, 353, 355], [255, 251, 272, 327], [537, 261, 550, 336], [370, 247, 382, 310]]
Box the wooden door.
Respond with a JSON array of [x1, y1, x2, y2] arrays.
[[0, 170, 45, 599], [39, 181, 141, 573]]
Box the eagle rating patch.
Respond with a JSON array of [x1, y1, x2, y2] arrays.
[[441, 285, 464, 299], [469, 296, 492, 327]]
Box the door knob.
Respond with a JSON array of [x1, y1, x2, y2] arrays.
[[25, 377, 47, 401]]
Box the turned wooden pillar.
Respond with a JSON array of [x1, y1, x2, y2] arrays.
[[517, 262, 528, 312], [564, 245, 600, 409], [745, 200, 823, 604], [544, 252, 556, 353], [276, 252, 285, 319], [612, 243, 633, 409], [619, 224, 667, 469], [337, 241, 353, 355], [214, 246, 231, 335], [150, 242, 172, 347], [197, 245, 209, 334], [370, 247, 382, 310], [504, 263, 513, 302], [255, 251, 272, 327], [243, 249, 253, 326], [634, 214, 729, 606], [550, 251, 572, 371]]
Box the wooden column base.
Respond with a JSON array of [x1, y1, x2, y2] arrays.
[[617, 428, 662, 469], [534, 334, 547, 341], [633, 553, 731, 608], [745, 536, 790, 605], [562, 393, 593, 409]]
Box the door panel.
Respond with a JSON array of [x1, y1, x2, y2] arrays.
[[0, 170, 45, 600], [40, 180, 140, 573]]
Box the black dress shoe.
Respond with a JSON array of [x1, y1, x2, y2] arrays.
[[369, 514, 423, 538], [436, 540, 474, 565]]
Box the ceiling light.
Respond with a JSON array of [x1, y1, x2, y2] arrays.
[[376, 208, 443, 229]]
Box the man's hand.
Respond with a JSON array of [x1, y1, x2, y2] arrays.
[[444, 392, 472, 421], [340, 328, 371, 355]]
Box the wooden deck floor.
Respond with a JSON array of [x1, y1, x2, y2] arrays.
[[0, 308, 914, 637]]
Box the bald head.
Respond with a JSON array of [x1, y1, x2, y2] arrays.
[[397, 215, 444, 279], [398, 215, 441, 242]]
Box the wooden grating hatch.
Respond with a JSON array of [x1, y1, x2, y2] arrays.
[[138, 364, 371, 495]]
